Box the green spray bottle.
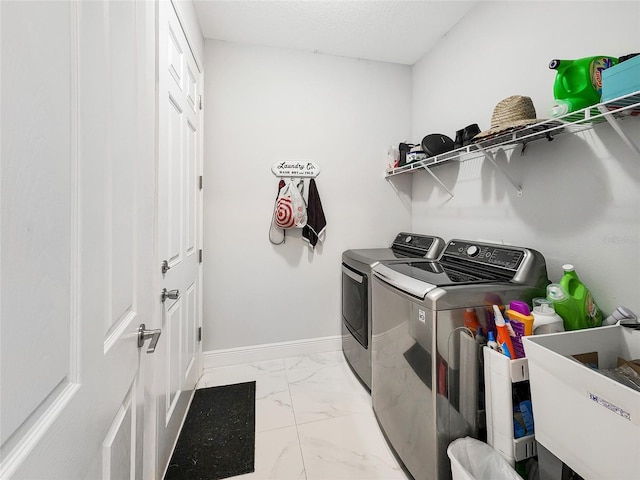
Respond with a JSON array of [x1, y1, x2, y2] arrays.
[[549, 56, 618, 116], [550, 264, 603, 330]]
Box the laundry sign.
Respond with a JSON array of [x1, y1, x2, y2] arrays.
[[272, 161, 320, 178]]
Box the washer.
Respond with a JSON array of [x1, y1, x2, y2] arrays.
[[341, 233, 445, 391], [371, 239, 549, 480]]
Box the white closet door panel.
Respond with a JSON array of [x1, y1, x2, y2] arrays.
[[1, 1, 154, 478], [155, 1, 203, 475], [186, 120, 197, 254], [102, 381, 137, 480], [108, 3, 136, 336], [183, 282, 197, 377], [167, 96, 183, 266], [186, 65, 197, 112], [0, 0, 76, 451], [167, 24, 183, 90], [164, 298, 183, 422]]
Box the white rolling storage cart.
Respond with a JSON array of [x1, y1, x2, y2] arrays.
[[483, 347, 537, 466]]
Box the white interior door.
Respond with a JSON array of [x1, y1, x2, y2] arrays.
[[155, 1, 204, 476], [0, 1, 155, 479]]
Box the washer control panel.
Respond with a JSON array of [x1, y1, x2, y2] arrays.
[[443, 240, 525, 271]]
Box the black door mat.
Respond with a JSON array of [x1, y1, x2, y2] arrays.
[[164, 381, 256, 480]]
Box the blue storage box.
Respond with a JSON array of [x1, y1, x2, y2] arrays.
[[601, 54, 640, 102]]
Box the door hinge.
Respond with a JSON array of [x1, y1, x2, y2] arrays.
[[198, 249, 203, 263], [198, 95, 203, 110], [199, 175, 203, 190], [198, 327, 202, 342]]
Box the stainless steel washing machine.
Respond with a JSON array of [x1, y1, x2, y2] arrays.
[[371, 239, 549, 480], [341, 233, 445, 391]]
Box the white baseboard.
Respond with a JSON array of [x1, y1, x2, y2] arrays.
[[202, 335, 342, 369]]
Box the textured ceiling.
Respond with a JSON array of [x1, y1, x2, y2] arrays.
[[193, 1, 478, 65]]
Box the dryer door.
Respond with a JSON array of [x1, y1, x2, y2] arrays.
[[341, 263, 368, 348]]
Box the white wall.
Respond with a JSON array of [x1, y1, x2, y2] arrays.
[[411, 1, 640, 315], [203, 41, 412, 351]]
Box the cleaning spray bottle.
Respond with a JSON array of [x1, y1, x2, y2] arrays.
[[493, 305, 515, 359], [549, 56, 618, 116]]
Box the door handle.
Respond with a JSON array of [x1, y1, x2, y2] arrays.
[[342, 265, 364, 283], [161, 288, 180, 303], [138, 324, 161, 353]]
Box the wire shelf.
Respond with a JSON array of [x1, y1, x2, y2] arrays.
[[385, 90, 640, 178]]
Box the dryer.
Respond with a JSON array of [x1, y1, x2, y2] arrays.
[[341, 233, 445, 391], [371, 239, 549, 480]]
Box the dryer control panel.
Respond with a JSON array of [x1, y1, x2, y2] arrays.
[[391, 233, 445, 259]]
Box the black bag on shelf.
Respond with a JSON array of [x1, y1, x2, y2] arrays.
[[398, 142, 416, 167], [421, 134, 455, 157]]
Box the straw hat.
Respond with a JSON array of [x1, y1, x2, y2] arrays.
[[472, 95, 544, 140]]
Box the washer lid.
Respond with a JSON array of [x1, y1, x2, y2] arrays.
[[373, 259, 515, 298], [343, 248, 414, 266], [373, 263, 441, 299]]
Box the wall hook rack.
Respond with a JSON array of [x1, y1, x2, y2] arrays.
[[272, 161, 320, 178]]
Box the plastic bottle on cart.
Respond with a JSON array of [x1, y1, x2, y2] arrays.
[[559, 264, 602, 328], [493, 305, 515, 359], [547, 283, 578, 330], [464, 308, 481, 334], [549, 56, 618, 115], [486, 331, 500, 352], [506, 300, 534, 336], [550, 264, 603, 330], [531, 298, 565, 334]]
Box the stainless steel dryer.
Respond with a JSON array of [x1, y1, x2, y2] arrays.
[[342, 233, 445, 391], [371, 239, 549, 480]]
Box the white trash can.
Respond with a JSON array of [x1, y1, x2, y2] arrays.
[[447, 437, 523, 480]]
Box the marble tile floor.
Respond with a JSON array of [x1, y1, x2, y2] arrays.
[[197, 351, 410, 480]]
